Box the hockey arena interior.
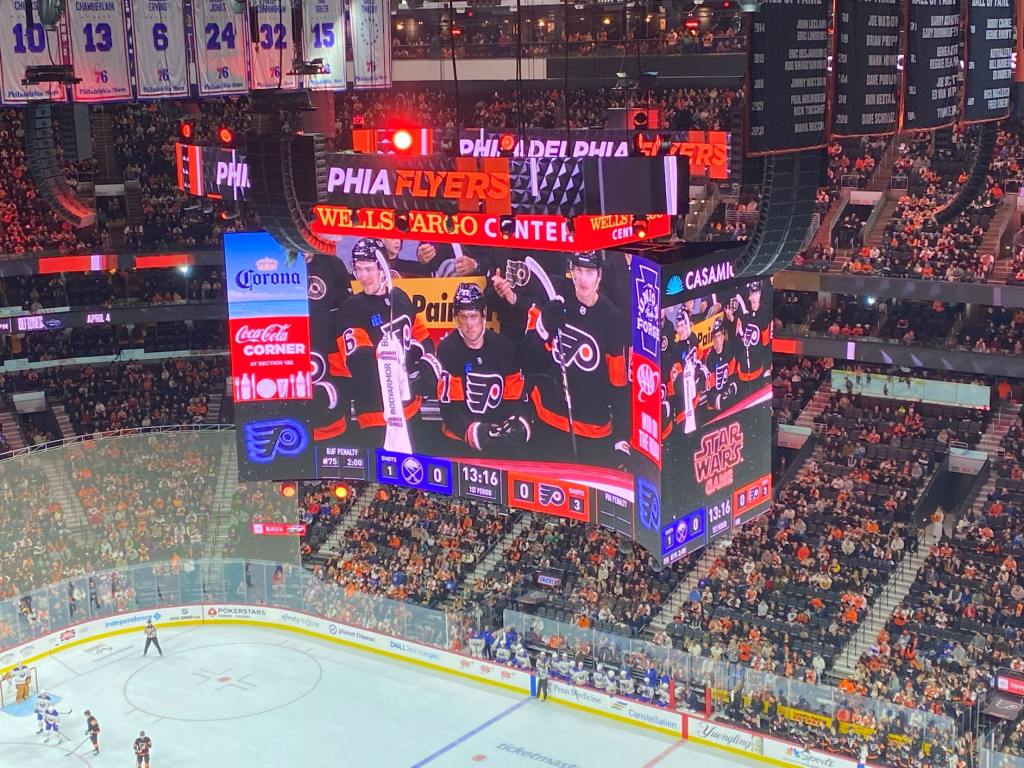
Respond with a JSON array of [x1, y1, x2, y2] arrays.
[[0, 0, 1023, 766]]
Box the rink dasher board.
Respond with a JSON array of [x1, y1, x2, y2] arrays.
[[0, 604, 871, 768], [0, 603, 679, 738]]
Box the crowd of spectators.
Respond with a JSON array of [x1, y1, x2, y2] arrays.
[[772, 355, 831, 427], [391, 12, 744, 59], [313, 489, 516, 608], [958, 306, 1024, 355], [336, 85, 739, 133], [0, 358, 225, 438], [843, 126, 1024, 282]]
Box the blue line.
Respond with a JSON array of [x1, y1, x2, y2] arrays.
[[409, 698, 530, 768]]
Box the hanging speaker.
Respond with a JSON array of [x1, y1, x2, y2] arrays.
[[38, 0, 67, 30]]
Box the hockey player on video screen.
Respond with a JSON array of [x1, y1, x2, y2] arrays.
[[701, 317, 738, 413], [435, 283, 531, 458], [664, 306, 706, 438], [327, 238, 439, 449], [733, 281, 771, 385], [522, 251, 630, 469], [306, 250, 354, 442]]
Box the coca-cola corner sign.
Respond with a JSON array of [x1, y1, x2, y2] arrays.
[[225, 232, 313, 403]]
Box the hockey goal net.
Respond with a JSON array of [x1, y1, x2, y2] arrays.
[[0, 667, 39, 708]]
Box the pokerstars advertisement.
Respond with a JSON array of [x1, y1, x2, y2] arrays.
[[232, 231, 662, 538], [654, 276, 773, 565]]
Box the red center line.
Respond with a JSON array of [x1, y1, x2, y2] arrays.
[[642, 739, 686, 768]]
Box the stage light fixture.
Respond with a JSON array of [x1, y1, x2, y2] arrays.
[[280, 482, 297, 499], [632, 215, 649, 239], [178, 121, 194, 142], [217, 125, 235, 146], [499, 215, 516, 240], [392, 129, 414, 152], [334, 484, 350, 500], [498, 133, 517, 157]]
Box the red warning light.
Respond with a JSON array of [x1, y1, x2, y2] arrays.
[[392, 129, 414, 152]]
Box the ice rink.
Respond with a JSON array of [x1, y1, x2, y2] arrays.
[[0, 624, 756, 768]]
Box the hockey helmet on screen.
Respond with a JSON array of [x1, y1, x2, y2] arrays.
[[746, 281, 762, 294], [351, 238, 387, 267], [569, 250, 603, 270], [711, 317, 727, 337], [452, 282, 485, 313]]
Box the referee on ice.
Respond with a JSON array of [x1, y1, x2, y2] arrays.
[[143, 619, 162, 657]]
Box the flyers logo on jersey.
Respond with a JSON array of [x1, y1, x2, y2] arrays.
[[741, 322, 761, 348], [553, 324, 600, 372], [465, 372, 504, 414], [379, 314, 414, 348]]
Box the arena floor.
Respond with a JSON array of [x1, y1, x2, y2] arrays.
[[0, 624, 757, 768]]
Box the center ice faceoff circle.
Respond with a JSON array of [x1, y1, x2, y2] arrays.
[[123, 643, 322, 721]]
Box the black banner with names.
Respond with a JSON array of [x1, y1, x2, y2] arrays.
[[964, 0, 1014, 122], [904, 0, 962, 130], [747, 0, 829, 155], [832, 0, 902, 136]]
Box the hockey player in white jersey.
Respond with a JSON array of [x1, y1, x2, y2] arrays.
[[656, 681, 671, 707], [34, 690, 52, 734], [571, 661, 589, 687], [637, 678, 655, 703], [43, 703, 64, 743], [619, 671, 635, 697], [604, 667, 619, 696], [512, 643, 531, 669], [555, 652, 572, 681], [495, 640, 512, 665]]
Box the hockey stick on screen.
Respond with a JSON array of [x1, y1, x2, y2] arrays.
[[523, 256, 578, 462]]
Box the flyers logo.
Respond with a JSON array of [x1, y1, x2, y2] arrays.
[[308, 275, 327, 302], [741, 323, 761, 348], [465, 372, 504, 414], [539, 483, 565, 506], [554, 324, 600, 372], [713, 362, 729, 390], [244, 419, 309, 463], [379, 314, 413, 348]]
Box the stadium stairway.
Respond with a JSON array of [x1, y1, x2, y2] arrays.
[[208, 441, 239, 559], [0, 406, 26, 451], [312, 483, 378, 563], [794, 381, 833, 431], [830, 198, 899, 272], [965, 405, 1020, 518], [50, 404, 76, 441], [828, 530, 930, 681], [205, 391, 223, 424], [646, 534, 733, 636], [830, 407, 1017, 680], [43, 457, 91, 537], [441, 512, 531, 612], [983, 196, 1019, 283]]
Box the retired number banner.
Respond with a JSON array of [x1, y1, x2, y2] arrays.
[[191, 0, 248, 96], [131, 0, 188, 99], [67, 0, 133, 102], [0, 0, 67, 105], [249, 0, 298, 90], [303, 0, 347, 91], [350, 0, 391, 89]]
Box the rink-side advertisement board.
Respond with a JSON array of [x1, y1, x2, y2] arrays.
[[0, 602, 897, 768]]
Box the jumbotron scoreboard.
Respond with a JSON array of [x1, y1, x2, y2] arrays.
[[227, 228, 772, 566]]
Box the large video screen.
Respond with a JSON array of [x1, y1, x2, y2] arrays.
[[228, 232, 662, 535], [656, 277, 773, 565]]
